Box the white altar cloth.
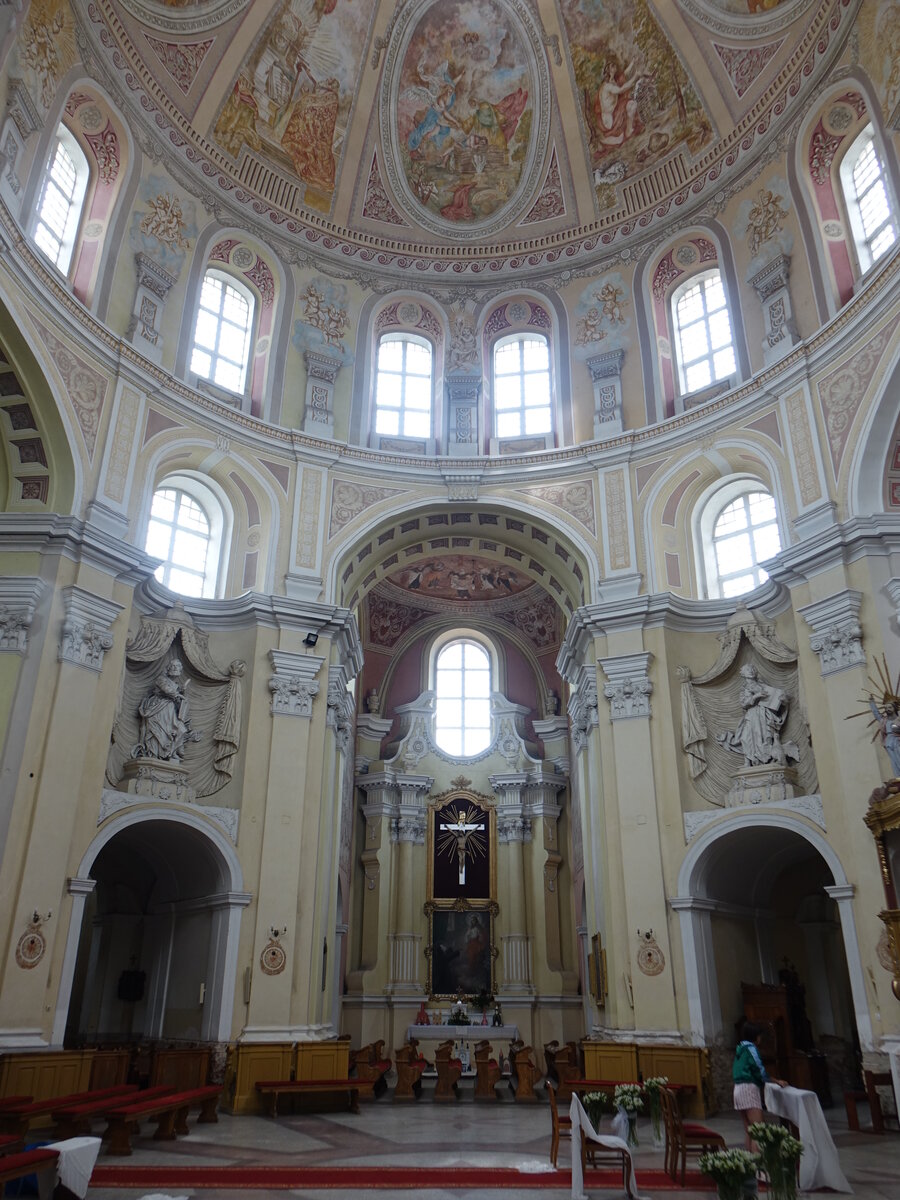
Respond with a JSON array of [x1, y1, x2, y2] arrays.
[[36, 1136, 102, 1200], [406, 1023, 519, 1041], [569, 1095, 649, 1200], [764, 1083, 852, 1193]]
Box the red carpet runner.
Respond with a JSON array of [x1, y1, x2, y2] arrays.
[[91, 1164, 716, 1189]]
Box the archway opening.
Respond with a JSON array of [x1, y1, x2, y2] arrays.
[[65, 818, 241, 1048], [679, 823, 861, 1110]]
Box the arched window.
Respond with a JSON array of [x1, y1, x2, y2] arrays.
[[841, 127, 897, 273], [671, 270, 736, 396], [144, 475, 227, 598], [698, 484, 782, 599], [434, 639, 492, 757], [374, 333, 433, 439], [34, 125, 89, 273], [190, 270, 255, 395], [493, 334, 552, 438]]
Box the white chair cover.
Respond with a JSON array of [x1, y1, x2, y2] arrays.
[[569, 1094, 650, 1200]]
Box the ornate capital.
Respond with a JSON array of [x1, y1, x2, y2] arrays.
[[326, 668, 355, 751], [391, 813, 426, 843], [58, 586, 121, 672], [303, 348, 343, 384], [586, 348, 625, 381], [797, 589, 865, 676], [600, 652, 653, 720], [268, 648, 324, 717], [497, 813, 533, 843], [748, 253, 799, 365], [568, 664, 599, 753], [134, 252, 176, 300], [0, 576, 41, 653]]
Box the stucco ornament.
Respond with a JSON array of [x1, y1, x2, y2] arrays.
[[678, 608, 816, 807], [636, 930, 665, 977], [106, 604, 245, 797], [15, 910, 50, 970]]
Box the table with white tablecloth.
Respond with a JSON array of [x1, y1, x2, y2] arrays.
[[34, 1136, 102, 1200], [764, 1083, 852, 1193]]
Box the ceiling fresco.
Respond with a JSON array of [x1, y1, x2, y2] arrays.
[[385, 554, 534, 602], [69, 0, 852, 272]]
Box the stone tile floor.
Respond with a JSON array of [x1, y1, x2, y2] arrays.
[[84, 1093, 900, 1199]]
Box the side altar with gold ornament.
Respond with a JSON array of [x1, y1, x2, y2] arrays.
[[864, 780, 900, 1003]]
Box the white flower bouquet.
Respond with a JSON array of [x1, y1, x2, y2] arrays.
[[642, 1075, 668, 1143], [581, 1090, 608, 1130], [748, 1122, 802, 1200], [699, 1148, 759, 1200], [613, 1082, 644, 1114]]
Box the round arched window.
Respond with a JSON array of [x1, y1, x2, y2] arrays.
[[711, 490, 781, 598], [434, 639, 492, 757]]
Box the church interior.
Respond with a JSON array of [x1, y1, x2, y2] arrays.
[[1, 0, 900, 1195]]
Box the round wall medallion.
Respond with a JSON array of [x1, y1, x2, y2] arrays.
[[79, 106, 103, 133], [824, 104, 853, 135], [636, 933, 665, 977], [876, 927, 894, 973], [676, 244, 698, 266], [231, 246, 254, 269], [260, 938, 287, 975], [16, 925, 46, 969]]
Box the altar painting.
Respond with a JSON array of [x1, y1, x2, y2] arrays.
[[428, 907, 493, 998], [395, 0, 533, 225], [559, 0, 713, 183], [212, 0, 371, 210]]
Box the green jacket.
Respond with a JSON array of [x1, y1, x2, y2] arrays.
[[732, 1040, 766, 1087]]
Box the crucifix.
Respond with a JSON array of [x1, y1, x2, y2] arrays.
[[439, 807, 486, 885]]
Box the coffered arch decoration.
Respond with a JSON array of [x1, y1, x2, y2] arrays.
[[379, 0, 551, 238], [327, 496, 599, 616]]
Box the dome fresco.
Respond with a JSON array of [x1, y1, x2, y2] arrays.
[[25, 0, 862, 277]]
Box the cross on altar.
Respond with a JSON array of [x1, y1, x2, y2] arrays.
[[439, 812, 486, 885]]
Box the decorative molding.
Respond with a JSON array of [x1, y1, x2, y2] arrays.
[[749, 253, 800, 366], [58, 586, 121, 671], [127, 253, 177, 364], [797, 588, 865, 676], [600, 652, 653, 720], [0, 576, 42, 652], [587, 349, 625, 437], [302, 349, 343, 438], [683, 793, 825, 841], [390, 813, 427, 844], [568, 664, 599, 754], [268, 648, 325, 717], [326, 668, 355, 752], [97, 787, 239, 841]]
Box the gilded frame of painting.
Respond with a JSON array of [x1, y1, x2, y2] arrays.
[[426, 788, 497, 903], [424, 899, 498, 999]]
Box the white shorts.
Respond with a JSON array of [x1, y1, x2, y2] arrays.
[[733, 1082, 763, 1111]]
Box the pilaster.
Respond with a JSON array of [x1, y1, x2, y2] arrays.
[[58, 586, 121, 672], [797, 588, 865, 676], [587, 348, 625, 436], [127, 254, 177, 364], [446, 373, 481, 455], [749, 253, 800, 365], [301, 349, 342, 437]]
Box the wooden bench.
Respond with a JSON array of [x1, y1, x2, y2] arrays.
[[255, 1077, 374, 1117], [0, 1134, 24, 1157], [0, 1148, 59, 1191], [349, 1040, 392, 1098], [434, 1039, 463, 1102], [0, 1084, 137, 1138], [474, 1039, 502, 1102], [103, 1084, 221, 1156], [508, 1040, 540, 1102], [394, 1039, 427, 1101], [0, 1097, 32, 1112], [52, 1084, 167, 1139]]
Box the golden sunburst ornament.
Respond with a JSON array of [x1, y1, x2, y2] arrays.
[[847, 653, 900, 779], [437, 804, 487, 886]]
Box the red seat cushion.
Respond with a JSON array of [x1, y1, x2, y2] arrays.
[[489, 1059, 498, 1068], [375, 1060, 391, 1071], [450, 1058, 463, 1069], [683, 1123, 719, 1136]]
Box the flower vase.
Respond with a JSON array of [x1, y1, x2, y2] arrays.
[[626, 1113, 639, 1149], [649, 1097, 664, 1149], [715, 1183, 744, 1200], [763, 1161, 796, 1200]]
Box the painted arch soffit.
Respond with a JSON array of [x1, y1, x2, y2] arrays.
[[379, 0, 551, 239], [116, 0, 252, 35]]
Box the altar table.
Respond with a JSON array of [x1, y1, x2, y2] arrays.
[[406, 1024, 519, 1042], [764, 1083, 852, 1193]]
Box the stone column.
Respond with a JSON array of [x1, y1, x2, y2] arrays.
[[749, 253, 800, 366], [587, 349, 625, 437], [302, 349, 342, 437], [491, 773, 533, 995], [127, 253, 176, 365], [599, 650, 679, 1032], [388, 776, 429, 994]]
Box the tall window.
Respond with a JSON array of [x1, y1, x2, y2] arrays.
[[145, 486, 212, 597], [191, 271, 255, 395], [34, 126, 89, 273], [711, 490, 781, 598], [493, 334, 552, 438], [842, 128, 897, 272], [374, 334, 433, 439], [672, 271, 736, 395], [435, 640, 492, 757]]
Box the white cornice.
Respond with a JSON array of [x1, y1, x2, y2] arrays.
[[0, 514, 157, 583]]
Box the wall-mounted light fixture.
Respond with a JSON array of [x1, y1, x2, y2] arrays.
[[303, 632, 318, 648]]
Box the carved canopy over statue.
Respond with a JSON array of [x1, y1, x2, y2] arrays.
[[106, 604, 245, 798], [678, 608, 816, 807]]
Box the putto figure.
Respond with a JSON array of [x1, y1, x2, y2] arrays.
[[717, 663, 799, 768], [133, 660, 201, 763]]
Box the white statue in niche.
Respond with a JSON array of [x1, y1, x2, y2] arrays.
[[133, 660, 201, 763], [716, 663, 799, 768]]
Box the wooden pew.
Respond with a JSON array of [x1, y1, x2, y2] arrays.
[[0, 1134, 24, 1157], [433, 1039, 463, 1101], [0, 1084, 137, 1138], [255, 1077, 374, 1117], [52, 1084, 170, 1139], [349, 1040, 392, 1098], [0, 1148, 59, 1192], [103, 1084, 221, 1156], [508, 1040, 540, 1102], [474, 1040, 502, 1102], [393, 1039, 427, 1101], [554, 1043, 584, 1105]]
